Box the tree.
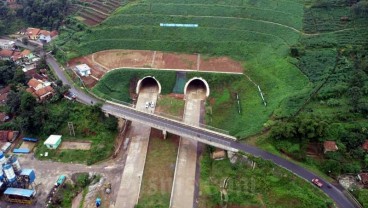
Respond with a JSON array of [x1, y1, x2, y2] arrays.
[[21, 37, 29, 45], [5, 90, 21, 115], [348, 86, 362, 111]]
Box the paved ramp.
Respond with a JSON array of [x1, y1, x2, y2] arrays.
[[170, 89, 205, 208], [113, 88, 158, 208]]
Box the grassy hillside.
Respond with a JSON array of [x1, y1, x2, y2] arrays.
[[267, 1, 368, 177], [62, 0, 310, 138]]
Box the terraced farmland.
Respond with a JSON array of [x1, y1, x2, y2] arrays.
[[71, 0, 124, 26], [59, 0, 310, 137]]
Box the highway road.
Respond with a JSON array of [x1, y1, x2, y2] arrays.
[[46, 54, 358, 208]]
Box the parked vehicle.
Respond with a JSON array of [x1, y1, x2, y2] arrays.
[[64, 91, 76, 101], [312, 178, 323, 188]]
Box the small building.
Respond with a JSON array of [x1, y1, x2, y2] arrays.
[[0, 49, 14, 61], [0, 86, 10, 105], [38, 30, 58, 43], [212, 148, 226, 160], [75, 64, 91, 77], [20, 49, 35, 63], [44, 135, 62, 149], [0, 39, 15, 49], [26, 28, 41, 40], [362, 140, 368, 151], [26, 78, 54, 101], [0, 130, 19, 142], [324, 141, 338, 153], [358, 173, 368, 186]]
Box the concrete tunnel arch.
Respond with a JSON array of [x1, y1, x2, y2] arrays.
[[136, 76, 162, 94], [184, 77, 210, 97]]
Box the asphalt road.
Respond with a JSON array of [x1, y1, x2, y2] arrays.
[[46, 54, 357, 208]]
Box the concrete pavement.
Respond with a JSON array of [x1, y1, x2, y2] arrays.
[[170, 89, 205, 208], [113, 87, 158, 208]]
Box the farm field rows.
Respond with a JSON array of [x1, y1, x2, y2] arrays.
[[70, 0, 124, 26], [58, 0, 309, 137]]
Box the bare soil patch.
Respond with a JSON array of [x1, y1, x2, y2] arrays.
[[60, 141, 92, 150], [154, 52, 198, 70], [77, 50, 244, 75], [200, 56, 243, 73], [93, 50, 154, 69], [19, 141, 36, 151], [82, 76, 98, 88]]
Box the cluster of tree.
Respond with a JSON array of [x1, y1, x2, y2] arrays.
[[0, 60, 26, 86], [352, 0, 368, 16], [17, 0, 71, 30], [2, 81, 70, 134], [345, 47, 368, 114], [0, 3, 17, 35]]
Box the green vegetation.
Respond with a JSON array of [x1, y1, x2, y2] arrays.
[[93, 69, 176, 102], [268, 0, 368, 176], [137, 136, 178, 208], [200, 150, 332, 207], [50, 173, 98, 208], [56, 0, 309, 137], [156, 96, 185, 118], [34, 101, 117, 165], [0, 3, 27, 35], [352, 188, 368, 208], [17, 0, 70, 30]]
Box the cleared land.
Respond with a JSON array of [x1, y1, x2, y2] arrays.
[[71, 49, 244, 73], [60, 141, 92, 150]]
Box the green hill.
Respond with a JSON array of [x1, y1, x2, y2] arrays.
[[55, 0, 310, 137]]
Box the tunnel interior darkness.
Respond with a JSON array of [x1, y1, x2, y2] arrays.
[[137, 77, 160, 93], [186, 79, 207, 94], [184, 77, 209, 98]]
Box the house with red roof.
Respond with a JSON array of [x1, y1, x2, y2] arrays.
[[0, 49, 14, 61], [324, 141, 338, 153], [26, 28, 41, 40], [26, 78, 54, 101], [0, 86, 10, 105], [25, 28, 58, 43]]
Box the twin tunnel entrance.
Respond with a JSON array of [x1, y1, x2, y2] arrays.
[[136, 76, 210, 98]]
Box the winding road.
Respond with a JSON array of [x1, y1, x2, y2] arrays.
[[46, 54, 358, 208]]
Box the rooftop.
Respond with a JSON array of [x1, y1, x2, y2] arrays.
[[21, 49, 31, 56], [0, 39, 15, 45], [4, 188, 35, 197], [44, 135, 62, 145], [27, 78, 42, 89], [34, 85, 54, 97], [0, 49, 14, 57], [26, 28, 41, 35], [324, 141, 338, 152], [76, 64, 91, 72], [359, 173, 368, 184], [363, 140, 368, 151]]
